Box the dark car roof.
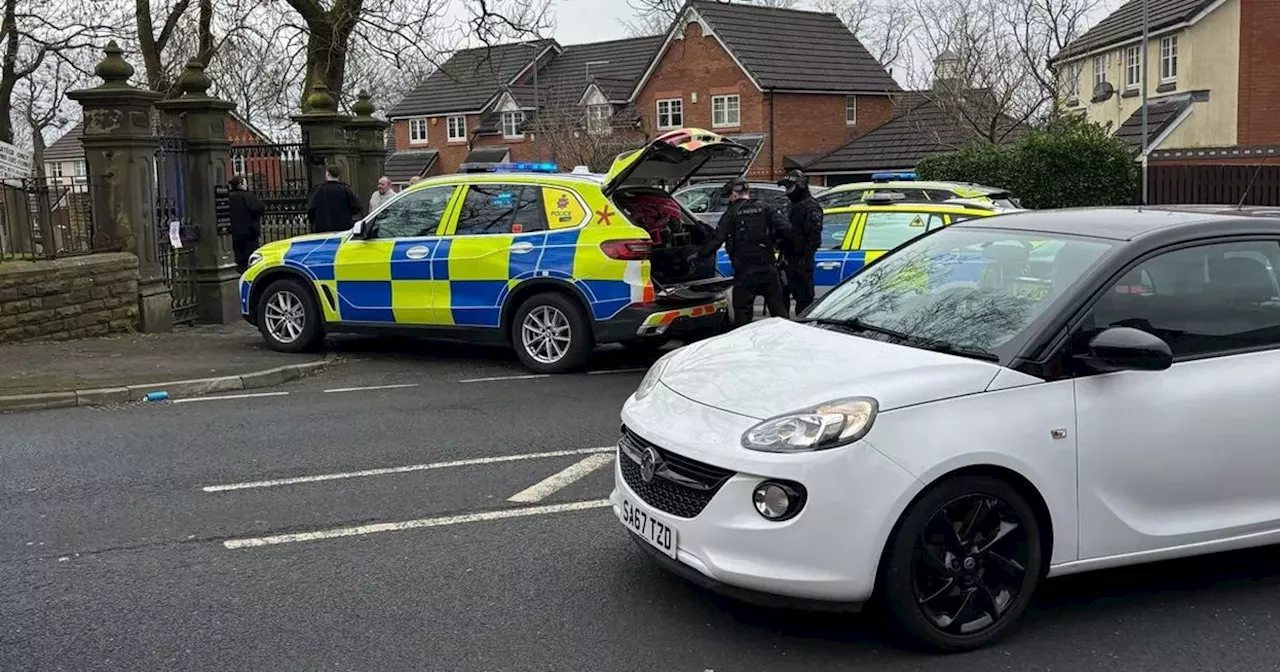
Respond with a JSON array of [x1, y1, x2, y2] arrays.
[[953, 206, 1280, 242]]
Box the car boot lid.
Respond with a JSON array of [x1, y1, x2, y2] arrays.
[[603, 128, 752, 196], [658, 318, 1004, 419]]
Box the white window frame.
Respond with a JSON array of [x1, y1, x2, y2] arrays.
[[49, 162, 63, 178], [1160, 34, 1178, 83], [232, 154, 246, 177], [446, 115, 467, 142], [845, 95, 857, 126], [656, 98, 683, 130], [408, 117, 428, 144], [1093, 54, 1108, 88], [1067, 62, 1083, 101], [501, 111, 525, 139], [711, 94, 740, 128], [74, 159, 87, 176], [587, 104, 612, 135], [1124, 45, 1141, 90]]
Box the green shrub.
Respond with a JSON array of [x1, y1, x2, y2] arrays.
[[916, 115, 1137, 209]]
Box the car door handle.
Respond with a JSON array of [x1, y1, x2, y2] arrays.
[[816, 262, 841, 270], [510, 242, 535, 254]]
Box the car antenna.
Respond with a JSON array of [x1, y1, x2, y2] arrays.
[[1236, 155, 1270, 211]]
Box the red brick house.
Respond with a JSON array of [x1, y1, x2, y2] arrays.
[[384, 0, 901, 184]]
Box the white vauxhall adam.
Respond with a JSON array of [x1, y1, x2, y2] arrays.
[[612, 207, 1280, 651]]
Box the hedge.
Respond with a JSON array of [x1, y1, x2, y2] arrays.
[[916, 115, 1138, 210]]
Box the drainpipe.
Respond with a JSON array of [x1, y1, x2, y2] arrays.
[[768, 88, 776, 180]]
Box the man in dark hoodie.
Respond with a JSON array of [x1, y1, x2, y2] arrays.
[[307, 165, 363, 233], [227, 175, 265, 274], [777, 169, 824, 314]]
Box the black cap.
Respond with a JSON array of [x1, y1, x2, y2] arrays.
[[777, 169, 807, 188], [721, 177, 750, 197]]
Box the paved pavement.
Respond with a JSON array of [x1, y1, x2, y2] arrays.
[[4, 341, 1280, 671]]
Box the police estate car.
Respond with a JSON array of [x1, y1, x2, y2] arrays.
[[817, 173, 1021, 211], [239, 129, 751, 373]]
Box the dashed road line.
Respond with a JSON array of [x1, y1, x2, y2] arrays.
[[222, 499, 612, 549], [506, 453, 615, 503], [324, 383, 420, 393], [201, 446, 616, 493], [458, 374, 551, 383], [586, 368, 649, 376], [172, 392, 290, 404]]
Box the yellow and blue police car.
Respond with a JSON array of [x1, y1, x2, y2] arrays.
[[240, 128, 752, 373]]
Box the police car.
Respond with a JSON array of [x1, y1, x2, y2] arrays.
[[715, 193, 997, 304], [239, 128, 752, 373], [817, 173, 1022, 212]]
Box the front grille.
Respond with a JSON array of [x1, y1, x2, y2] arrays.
[[618, 426, 735, 519]]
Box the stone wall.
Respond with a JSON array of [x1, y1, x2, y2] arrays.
[[0, 253, 139, 344]]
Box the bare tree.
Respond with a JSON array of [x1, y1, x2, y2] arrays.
[[0, 0, 109, 144], [1002, 0, 1102, 105], [525, 92, 642, 172], [623, 0, 800, 37], [15, 56, 90, 174], [814, 0, 915, 70]]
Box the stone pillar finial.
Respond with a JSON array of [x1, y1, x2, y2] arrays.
[[305, 83, 339, 114], [177, 59, 213, 98], [94, 40, 136, 87], [352, 90, 375, 118]]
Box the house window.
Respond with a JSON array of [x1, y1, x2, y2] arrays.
[[1160, 34, 1178, 83], [409, 117, 428, 144], [587, 104, 612, 134], [49, 162, 63, 178], [1093, 54, 1108, 88], [232, 154, 246, 177], [845, 95, 857, 125], [1124, 45, 1141, 90], [1067, 62, 1083, 102], [74, 160, 86, 177], [711, 95, 740, 128], [656, 98, 683, 130], [447, 115, 467, 142], [501, 111, 525, 139]]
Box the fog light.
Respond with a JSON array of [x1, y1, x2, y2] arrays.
[[752, 481, 805, 521]]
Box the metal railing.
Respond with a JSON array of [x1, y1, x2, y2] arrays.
[[0, 176, 100, 262]]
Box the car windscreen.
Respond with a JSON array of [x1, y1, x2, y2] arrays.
[[805, 228, 1113, 362]]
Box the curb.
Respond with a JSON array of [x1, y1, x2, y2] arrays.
[[0, 353, 338, 413]]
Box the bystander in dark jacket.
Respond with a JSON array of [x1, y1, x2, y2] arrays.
[[307, 165, 363, 234], [227, 175, 265, 274]]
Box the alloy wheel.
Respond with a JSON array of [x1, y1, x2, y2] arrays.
[[264, 290, 306, 344], [521, 305, 572, 364], [912, 493, 1031, 636]]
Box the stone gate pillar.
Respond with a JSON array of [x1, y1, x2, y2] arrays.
[[292, 85, 354, 199], [344, 91, 390, 202], [67, 41, 171, 332], [155, 60, 240, 324]]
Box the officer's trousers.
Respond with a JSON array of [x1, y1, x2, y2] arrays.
[[784, 252, 816, 314], [732, 269, 788, 326]]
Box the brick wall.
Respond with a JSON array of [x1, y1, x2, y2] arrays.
[[392, 116, 481, 175], [1238, 0, 1280, 145], [0, 253, 139, 344], [635, 21, 763, 137], [761, 93, 894, 178]]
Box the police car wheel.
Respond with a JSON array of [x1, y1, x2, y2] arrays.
[[512, 292, 591, 373], [257, 278, 323, 353]]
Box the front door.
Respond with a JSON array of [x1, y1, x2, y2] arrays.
[[332, 184, 458, 324], [1073, 239, 1280, 559]]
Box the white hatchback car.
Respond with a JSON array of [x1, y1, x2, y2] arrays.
[[613, 206, 1280, 651]]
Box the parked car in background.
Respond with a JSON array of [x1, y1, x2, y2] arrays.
[[674, 182, 792, 227], [818, 173, 1022, 212]]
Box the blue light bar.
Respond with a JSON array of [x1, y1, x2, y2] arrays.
[[871, 172, 917, 182], [489, 162, 559, 173]]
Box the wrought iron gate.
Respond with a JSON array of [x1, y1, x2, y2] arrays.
[[155, 135, 200, 324], [228, 142, 314, 244]]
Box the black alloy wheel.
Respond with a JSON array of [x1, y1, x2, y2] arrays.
[[880, 476, 1042, 652]]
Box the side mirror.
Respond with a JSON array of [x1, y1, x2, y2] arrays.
[[1079, 326, 1172, 372], [350, 219, 365, 238]]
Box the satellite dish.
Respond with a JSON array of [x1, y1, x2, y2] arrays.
[[1092, 80, 1115, 102]]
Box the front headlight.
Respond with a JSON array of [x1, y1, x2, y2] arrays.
[[741, 397, 878, 453], [633, 351, 675, 401], [247, 251, 264, 268]]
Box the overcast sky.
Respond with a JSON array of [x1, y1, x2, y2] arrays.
[[550, 0, 634, 43]]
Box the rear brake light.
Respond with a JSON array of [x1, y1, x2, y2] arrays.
[[600, 239, 652, 260]]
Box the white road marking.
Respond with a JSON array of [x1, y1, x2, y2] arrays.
[[223, 498, 612, 549], [586, 368, 648, 376], [506, 453, 615, 503], [201, 446, 616, 493], [171, 392, 290, 404], [323, 383, 419, 393], [458, 374, 550, 383]]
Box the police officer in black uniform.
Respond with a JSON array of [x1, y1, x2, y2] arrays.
[[693, 177, 790, 326], [777, 169, 823, 314]]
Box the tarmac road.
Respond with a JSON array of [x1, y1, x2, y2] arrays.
[[4, 338, 1280, 671]]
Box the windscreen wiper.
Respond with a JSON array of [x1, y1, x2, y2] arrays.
[[908, 339, 1000, 363], [798, 317, 1000, 363], [797, 317, 910, 341]]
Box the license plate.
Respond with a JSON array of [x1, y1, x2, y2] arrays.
[[620, 497, 678, 559]]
